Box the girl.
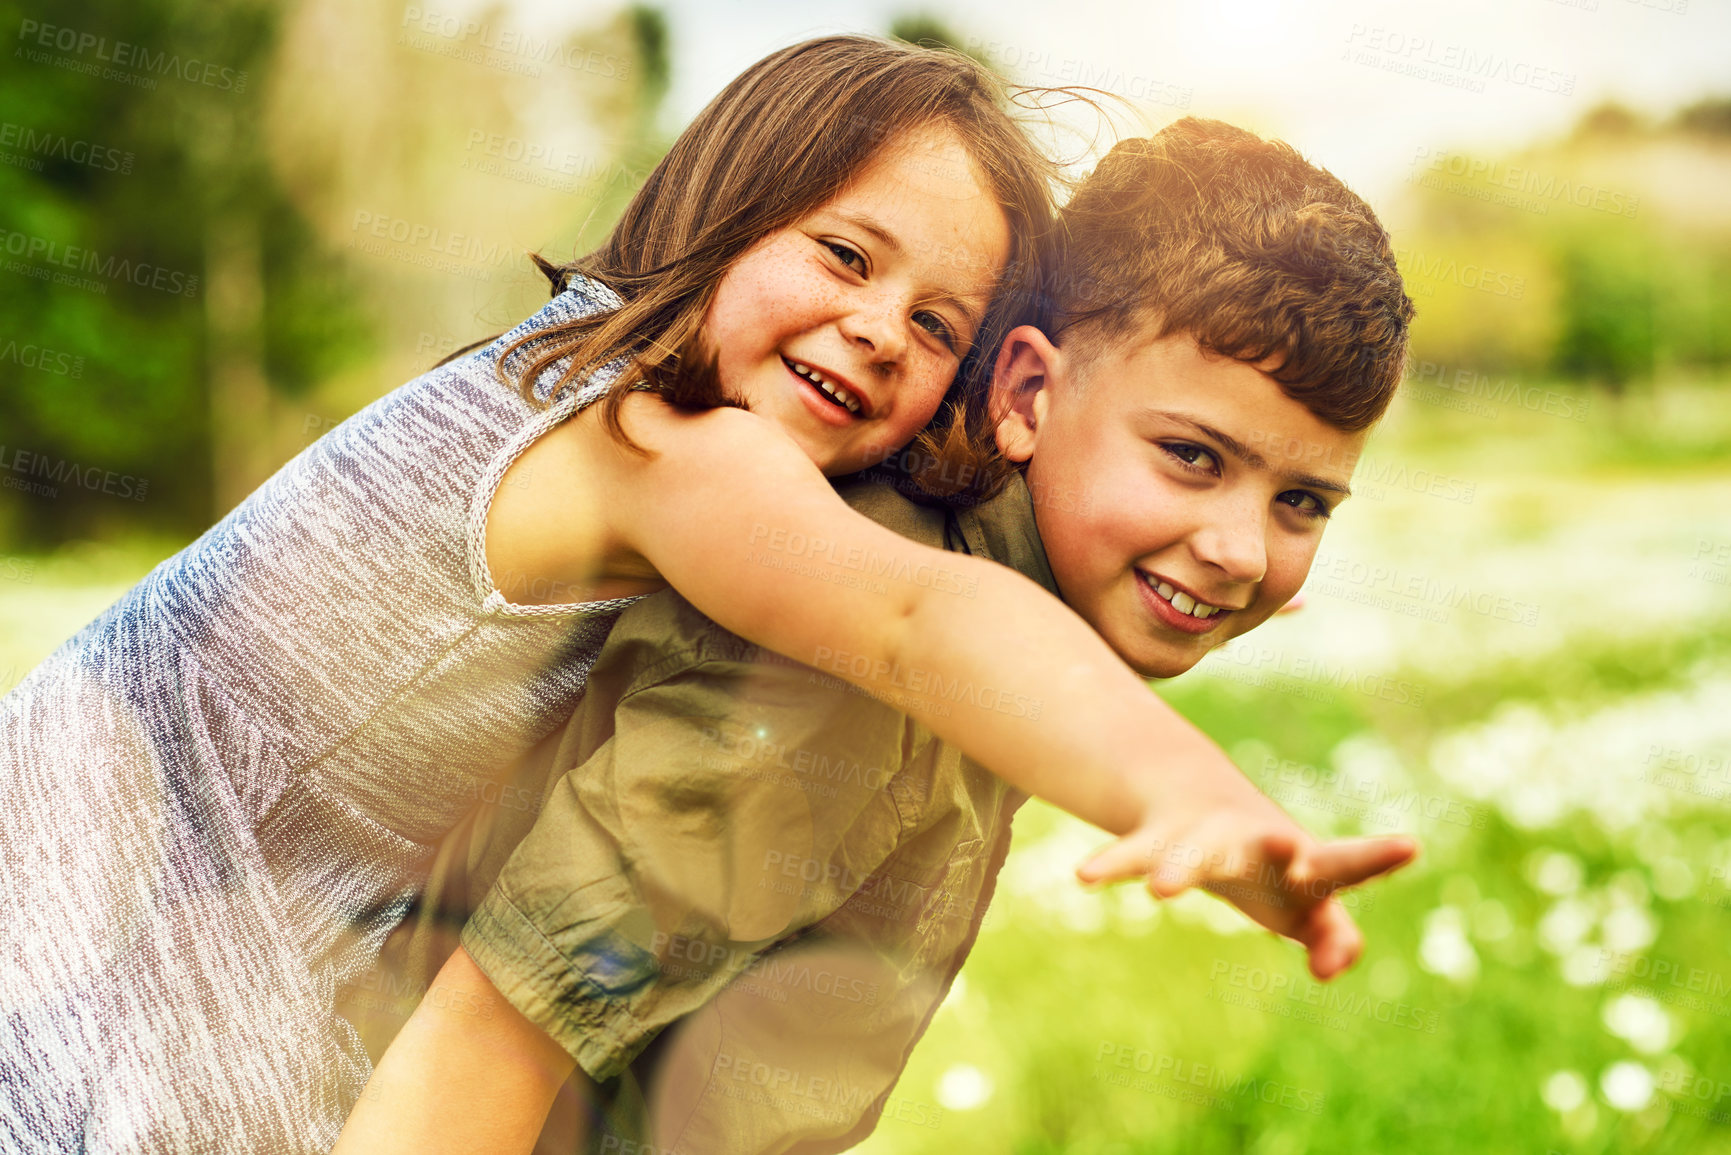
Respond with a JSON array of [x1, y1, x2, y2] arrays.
[[0, 36, 1392, 1155]]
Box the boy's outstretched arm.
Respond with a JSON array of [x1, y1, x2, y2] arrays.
[[560, 398, 1415, 971]]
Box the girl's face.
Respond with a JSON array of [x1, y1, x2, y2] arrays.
[[703, 123, 1011, 475]]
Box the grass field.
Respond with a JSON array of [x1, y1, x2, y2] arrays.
[[3, 380, 1728, 1153]]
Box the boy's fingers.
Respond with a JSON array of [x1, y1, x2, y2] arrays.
[[1076, 836, 1156, 886], [1148, 859, 1199, 900], [1305, 835, 1420, 890], [1295, 897, 1364, 981], [1252, 830, 1299, 884]]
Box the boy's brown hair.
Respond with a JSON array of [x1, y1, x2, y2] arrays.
[[1049, 117, 1414, 432]]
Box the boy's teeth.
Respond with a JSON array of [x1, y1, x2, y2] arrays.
[[1145, 573, 1223, 619]]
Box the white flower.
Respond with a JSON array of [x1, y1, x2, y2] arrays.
[[1600, 906, 1658, 955], [936, 1064, 994, 1111], [1537, 897, 1597, 956], [1542, 1069, 1588, 1113], [1600, 1061, 1654, 1112], [1419, 906, 1478, 982], [1602, 993, 1673, 1054]]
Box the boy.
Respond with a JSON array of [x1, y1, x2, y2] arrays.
[[335, 117, 1416, 1154]]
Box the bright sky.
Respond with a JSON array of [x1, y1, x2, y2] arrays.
[[515, 0, 1729, 202]]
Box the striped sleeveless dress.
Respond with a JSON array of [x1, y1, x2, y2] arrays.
[[0, 278, 638, 1152]]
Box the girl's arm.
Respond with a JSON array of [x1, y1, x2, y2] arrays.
[[332, 946, 583, 1155], [501, 397, 1413, 974]]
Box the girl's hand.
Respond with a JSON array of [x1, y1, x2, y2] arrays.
[[1076, 797, 1418, 980]]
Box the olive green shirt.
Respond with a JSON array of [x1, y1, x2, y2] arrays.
[[345, 473, 1055, 1154]]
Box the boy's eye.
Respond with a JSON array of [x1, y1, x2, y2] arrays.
[[1161, 442, 1219, 473], [825, 241, 866, 274], [1279, 490, 1332, 520], [913, 310, 957, 351]]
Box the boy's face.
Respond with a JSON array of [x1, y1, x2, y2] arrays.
[[993, 324, 1366, 679]]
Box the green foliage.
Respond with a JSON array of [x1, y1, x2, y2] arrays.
[[889, 14, 967, 52], [0, 0, 370, 544], [1401, 98, 1731, 394]]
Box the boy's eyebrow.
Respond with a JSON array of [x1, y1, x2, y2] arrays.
[[1150, 410, 1354, 498]]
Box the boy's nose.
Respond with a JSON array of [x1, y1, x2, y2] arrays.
[[1190, 507, 1267, 585]]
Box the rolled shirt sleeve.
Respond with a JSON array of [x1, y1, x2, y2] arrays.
[[461, 593, 923, 1082]]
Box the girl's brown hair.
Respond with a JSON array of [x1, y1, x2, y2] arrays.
[[490, 35, 1057, 502]]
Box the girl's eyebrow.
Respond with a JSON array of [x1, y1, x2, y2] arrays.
[[832, 210, 903, 255], [829, 209, 988, 333]]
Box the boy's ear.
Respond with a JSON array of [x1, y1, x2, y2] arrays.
[[991, 325, 1064, 464]]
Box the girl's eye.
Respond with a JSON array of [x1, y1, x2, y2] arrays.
[[825, 241, 865, 273], [1279, 490, 1332, 520], [1161, 442, 1219, 474], [913, 310, 957, 351]]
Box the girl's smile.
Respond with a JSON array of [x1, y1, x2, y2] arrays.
[[702, 122, 1010, 476]]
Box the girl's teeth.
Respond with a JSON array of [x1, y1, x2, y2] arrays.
[[1157, 581, 1175, 600], [791, 361, 861, 414], [1171, 591, 1197, 615]]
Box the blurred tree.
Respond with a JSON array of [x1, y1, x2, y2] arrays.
[[1400, 95, 1731, 390], [1674, 95, 1731, 138], [0, 0, 371, 545], [889, 15, 965, 53], [1550, 234, 1657, 389]]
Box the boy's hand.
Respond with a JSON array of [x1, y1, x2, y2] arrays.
[[1076, 812, 1418, 981]]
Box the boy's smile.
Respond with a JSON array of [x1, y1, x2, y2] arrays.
[[994, 325, 1366, 679]]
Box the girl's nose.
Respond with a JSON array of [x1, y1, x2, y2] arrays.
[[838, 297, 905, 364]]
